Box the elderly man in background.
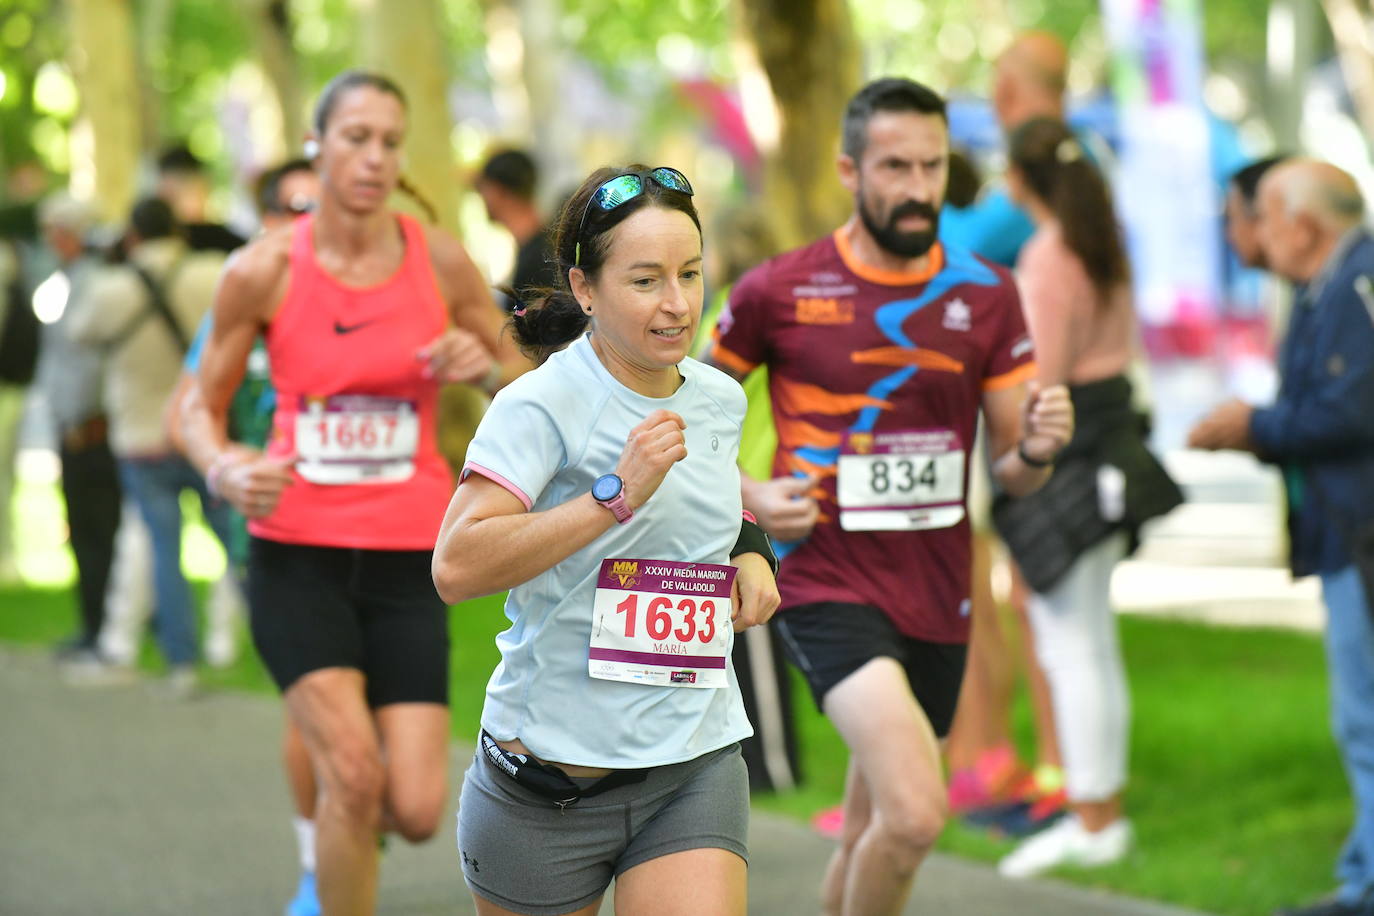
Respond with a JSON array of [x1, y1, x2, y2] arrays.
[[1191, 159, 1374, 916]]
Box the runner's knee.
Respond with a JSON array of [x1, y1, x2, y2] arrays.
[[388, 781, 446, 842], [321, 743, 385, 822], [875, 793, 947, 854]]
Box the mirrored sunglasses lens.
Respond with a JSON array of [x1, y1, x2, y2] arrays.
[[650, 167, 693, 195], [593, 175, 644, 211]]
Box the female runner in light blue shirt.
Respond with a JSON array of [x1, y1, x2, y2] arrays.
[[433, 165, 779, 916]]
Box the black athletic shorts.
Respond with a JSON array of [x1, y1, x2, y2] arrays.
[[774, 602, 967, 738], [247, 537, 450, 707]]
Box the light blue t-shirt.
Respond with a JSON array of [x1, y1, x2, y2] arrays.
[[463, 334, 754, 768]]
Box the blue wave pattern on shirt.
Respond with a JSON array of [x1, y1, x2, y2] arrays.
[[776, 246, 999, 559]]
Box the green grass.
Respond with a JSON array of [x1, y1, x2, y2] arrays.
[[2, 527, 1349, 916], [748, 616, 1348, 916]]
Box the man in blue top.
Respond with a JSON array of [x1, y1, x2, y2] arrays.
[[940, 31, 1071, 266], [1191, 159, 1374, 916]]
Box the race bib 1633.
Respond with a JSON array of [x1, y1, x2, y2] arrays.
[[589, 558, 736, 689]]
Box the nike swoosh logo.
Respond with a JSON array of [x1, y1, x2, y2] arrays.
[[333, 318, 382, 335]]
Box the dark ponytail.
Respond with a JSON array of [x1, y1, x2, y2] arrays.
[[396, 175, 438, 224], [1009, 117, 1130, 300], [508, 290, 588, 366], [509, 164, 700, 365]]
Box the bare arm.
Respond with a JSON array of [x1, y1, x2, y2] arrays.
[[434, 409, 688, 603], [433, 475, 615, 603], [1016, 263, 1076, 388], [180, 236, 294, 517], [983, 381, 1073, 499], [424, 227, 531, 391]]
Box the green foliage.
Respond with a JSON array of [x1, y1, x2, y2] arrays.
[[564, 0, 734, 87], [0, 0, 67, 173], [755, 615, 1345, 916], [150, 0, 253, 161], [852, 0, 1101, 88], [0, 0, 1291, 196], [1201, 0, 1281, 67]]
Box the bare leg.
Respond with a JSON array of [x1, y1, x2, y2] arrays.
[[616, 848, 746, 916], [373, 703, 450, 843], [285, 668, 383, 916], [1011, 563, 1062, 770], [284, 719, 317, 820], [821, 758, 872, 915], [821, 658, 947, 916], [946, 531, 1016, 772]]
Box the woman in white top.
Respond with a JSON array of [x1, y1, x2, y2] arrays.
[[433, 165, 780, 916]]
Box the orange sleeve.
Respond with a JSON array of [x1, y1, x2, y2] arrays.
[[982, 361, 1037, 392], [709, 334, 759, 376]]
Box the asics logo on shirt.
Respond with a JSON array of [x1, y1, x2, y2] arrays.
[[333, 317, 382, 335]]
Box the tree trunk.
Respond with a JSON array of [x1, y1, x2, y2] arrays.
[[1267, 0, 1320, 151], [357, 0, 460, 233], [514, 0, 580, 210], [66, 0, 142, 223], [135, 0, 172, 151], [253, 0, 306, 151], [736, 0, 860, 250], [1320, 0, 1374, 143]]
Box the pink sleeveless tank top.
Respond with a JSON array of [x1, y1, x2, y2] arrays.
[[249, 213, 452, 550]]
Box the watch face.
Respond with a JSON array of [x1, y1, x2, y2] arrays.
[[592, 474, 622, 502]]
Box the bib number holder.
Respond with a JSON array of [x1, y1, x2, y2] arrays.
[[836, 428, 966, 531], [295, 394, 419, 485], [589, 558, 736, 689]]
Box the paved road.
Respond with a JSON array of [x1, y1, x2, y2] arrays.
[[0, 647, 1211, 916]]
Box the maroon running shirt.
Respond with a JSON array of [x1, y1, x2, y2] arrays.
[[711, 231, 1035, 643]]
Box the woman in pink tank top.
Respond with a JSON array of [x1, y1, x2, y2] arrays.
[[995, 117, 1180, 879], [181, 71, 526, 915]]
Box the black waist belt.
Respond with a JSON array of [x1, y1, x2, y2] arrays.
[[480, 730, 651, 810]]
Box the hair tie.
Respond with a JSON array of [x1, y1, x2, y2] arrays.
[[1055, 138, 1082, 164]]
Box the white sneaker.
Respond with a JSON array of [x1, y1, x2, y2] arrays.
[[204, 630, 238, 669], [998, 815, 1133, 879]]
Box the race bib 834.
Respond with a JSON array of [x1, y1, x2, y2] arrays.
[[837, 428, 966, 531]]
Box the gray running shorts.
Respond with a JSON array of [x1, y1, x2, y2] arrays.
[[457, 741, 748, 915]]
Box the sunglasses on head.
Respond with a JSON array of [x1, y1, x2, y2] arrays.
[[575, 166, 694, 267]]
